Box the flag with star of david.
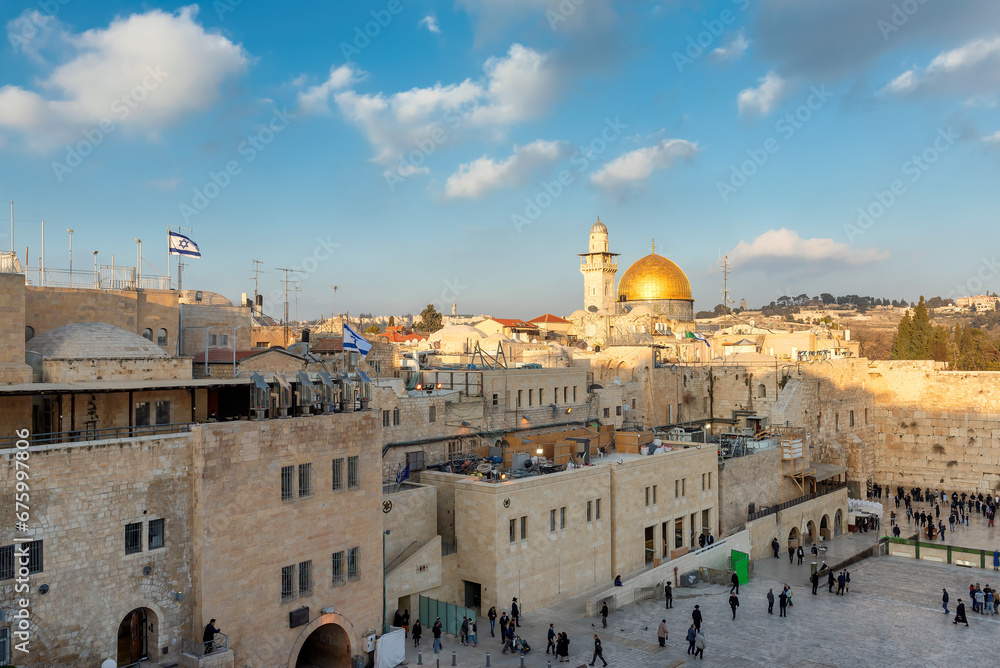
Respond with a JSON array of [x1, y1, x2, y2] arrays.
[[168, 230, 201, 258]]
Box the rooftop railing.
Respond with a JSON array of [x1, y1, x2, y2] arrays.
[[0, 422, 192, 449], [747, 480, 847, 522], [182, 632, 229, 657]]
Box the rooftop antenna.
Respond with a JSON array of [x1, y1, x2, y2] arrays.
[[291, 284, 302, 322], [332, 284, 339, 316], [251, 259, 265, 307], [720, 253, 733, 331], [275, 267, 295, 344]]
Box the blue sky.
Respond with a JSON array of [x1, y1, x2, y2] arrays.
[[1, 0, 999, 320]]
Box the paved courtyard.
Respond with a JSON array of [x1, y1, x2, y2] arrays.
[[401, 530, 999, 667]]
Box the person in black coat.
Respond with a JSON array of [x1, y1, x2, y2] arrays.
[[511, 598, 521, 627], [767, 589, 774, 614], [203, 619, 220, 653], [811, 572, 819, 595], [412, 621, 422, 647], [772, 538, 780, 558], [827, 570, 835, 593], [787, 546, 794, 563], [665, 582, 673, 609], [778, 589, 788, 617], [796, 546, 804, 565], [691, 605, 702, 631], [729, 594, 740, 619], [600, 601, 609, 628], [730, 571, 740, 594], [590, 635, 607, 667], [953, 599, 969, 626]]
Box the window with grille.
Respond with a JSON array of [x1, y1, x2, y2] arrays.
[[0, 627, 8, 664], [528, 389, 533, 406], [157, 328, 168, 346], [298, 560, 313, 595], [298, 463, 312, 498], [393, 408, 401, 426], [550, 509, 556, 532], [383, 410, 390, 427], [332, 551, 344, 584], [560, 507, 566, 530], [616, 405, 622, 416], [348, 547, 360, 580], [135, 402, 151, 427], [348, 456, 360, 489], [429, 406, 436, 423], [148, 519, 165, 550], [492, 393, 499, 406], [406, 450, 425, 472], [517, 390, 522, 407], [573, 386, 577, 402], [155, 400, 170, 425], [281, 465, 295, 500], [520, 516, 527, 540], [125, 523, 142, 554], [332, 458, 344, 491], [850, 410, 855, 428], [587, 501, 592, 523], [281, 565, 295, 601], [596, 498, 601, 520], [0, 545, 12, 579], [603, 408, 610, 418]]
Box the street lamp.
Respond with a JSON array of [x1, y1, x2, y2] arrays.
[[67, 229, 73, 287], [93, 251, 99, 289], [135, 238, 142, 287]]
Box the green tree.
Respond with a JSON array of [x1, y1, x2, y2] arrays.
[[364, 324, 381, 334], [930, 326, 949, 362], [909, 296, 932, 358], [415, 304, 443, 332], [892, 310, 913, 359], [388, 315, 395, 328]]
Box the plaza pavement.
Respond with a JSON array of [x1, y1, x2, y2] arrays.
[[401, 523, 999, 668]]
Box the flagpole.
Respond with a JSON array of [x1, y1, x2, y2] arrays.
[[167, 225, 172, 290]]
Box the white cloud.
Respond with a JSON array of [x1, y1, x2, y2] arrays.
[[444, 139, 571, 198], [737, 71, 789, 117], [0, 6, 248, 151], [419, 15, 441, 34], [711, 30, 749, 62], [298, 64, 364, 114], [729, 228, 889, 269], [333, 43, 559, 173], [882, 36, 1000, 97], [147, 176, 182, 190], [984, 131, 1000, 147], [590, 138, 698, 192]]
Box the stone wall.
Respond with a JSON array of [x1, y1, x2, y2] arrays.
[[180, 303, 252, 357], [43, 357, 193, 382], [717, 447, 783, 534]]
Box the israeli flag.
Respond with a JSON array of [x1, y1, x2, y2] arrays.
[[168, 230, 201, 258], [343, 324, 372, 356]]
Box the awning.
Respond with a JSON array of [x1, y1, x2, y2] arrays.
[[339, 372, 352, 383], [317, 371, 334, 387], [250, 372, 269, 391], [296, 371, 314, 388], [809, 463, 847, 481], [357, 371, 372, 384]]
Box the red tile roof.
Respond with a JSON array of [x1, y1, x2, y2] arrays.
[[381, 332, 427, 343], [488, 318, 538, 328], [311, 338, 343, 353], [529, 313, 571, 324]]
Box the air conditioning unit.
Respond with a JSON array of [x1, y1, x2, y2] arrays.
[[289, 607, 310, 628], [365, 634, 377, 652]]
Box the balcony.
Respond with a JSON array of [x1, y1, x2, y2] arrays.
[[747, 480, 847, 522]]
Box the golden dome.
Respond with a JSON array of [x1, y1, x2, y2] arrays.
[[616, 252, 693, 302]]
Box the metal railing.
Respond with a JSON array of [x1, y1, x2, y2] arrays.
[[748, 480, 848, 521], [23, 266, 171, 290], [0, 422, 192, 449], [182, 632, 229, 657], [634, 584, 662, 603]]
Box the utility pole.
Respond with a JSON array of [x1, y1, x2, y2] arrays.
[[720, 254, 733, 331], [251, 259, 264, 305], [276, 267, 295, 345], [291, 285, 301, 322]]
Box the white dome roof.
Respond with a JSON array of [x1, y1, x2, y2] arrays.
[[26, 322, 170, 360], [428, 325, 488, 343], [591, 219, 607, 234]]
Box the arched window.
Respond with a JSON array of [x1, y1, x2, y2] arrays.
[[25, 326, 34, 342], [157, 328, 168, 346], [142, 328, 152, 340], [758, 383, 767, 398]]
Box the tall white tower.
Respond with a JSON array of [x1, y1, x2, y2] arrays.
[[579, 218, 619, 312]]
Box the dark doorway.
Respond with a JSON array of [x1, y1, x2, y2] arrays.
[[644, 525, 655, 564], [117, 608, 152, 665], [464, 581, 482, 610], [297, 623, 351, 668]]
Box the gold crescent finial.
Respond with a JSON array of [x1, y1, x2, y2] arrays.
[[652, 238, 655, 253]]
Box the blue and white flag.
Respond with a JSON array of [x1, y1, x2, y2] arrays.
[[396, 464, 410, 485], [343, 324, 372, 356], [168, 230, 201, 258], [685, 330, 710, 346]]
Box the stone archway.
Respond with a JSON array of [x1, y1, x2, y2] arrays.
[[288, 612, 360, 668], [787, 526, 800, 548], [820, 514, 830, 541], [117, 607, 157, 665], [834, 509, 843, 537], [805, 520, 818, 545]]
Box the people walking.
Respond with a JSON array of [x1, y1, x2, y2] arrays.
[[460, 617, 469, 646], [845, 570, 851, 594], [767, 589, 774, 614], [665, 581, 673, 609], [797, 546, 804, 565], [788, 546, 794, 563], [499, 612, 509, 643], [432, 618, 443, 653], [730, 571, 740, 594], [836, 571, 846, 595], [657, 619, 668, 647], [693, 630, 706, 659], [600, 601, 609, 628], [488, 606, 497, 636], [994, 549, 999, 571], [729, 594, 740, 619], [556, 632, 570, 662], [942, 589, 949, 614], [827, 570, 835, 593], [772, 537, 780, 558], [547, 624, 556, 654], [590, 634, 607, 667], [469, 620, 477, 647], [811, 572, 819, 595], [686, 625, 697, 655], [953, 599, 969, 626], [691, 604, 702, 631], [778, 588, 788, 616], [511, 598, 520, 627]]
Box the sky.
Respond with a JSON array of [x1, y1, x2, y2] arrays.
[[1, 0, 999, 320]]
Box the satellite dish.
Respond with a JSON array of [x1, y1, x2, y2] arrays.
[[613, 377, 622, 386], [588, 305, 599, 313], [622, 404, 630, 412]]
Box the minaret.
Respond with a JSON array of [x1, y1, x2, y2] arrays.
[[579, 218, 619, 312]]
